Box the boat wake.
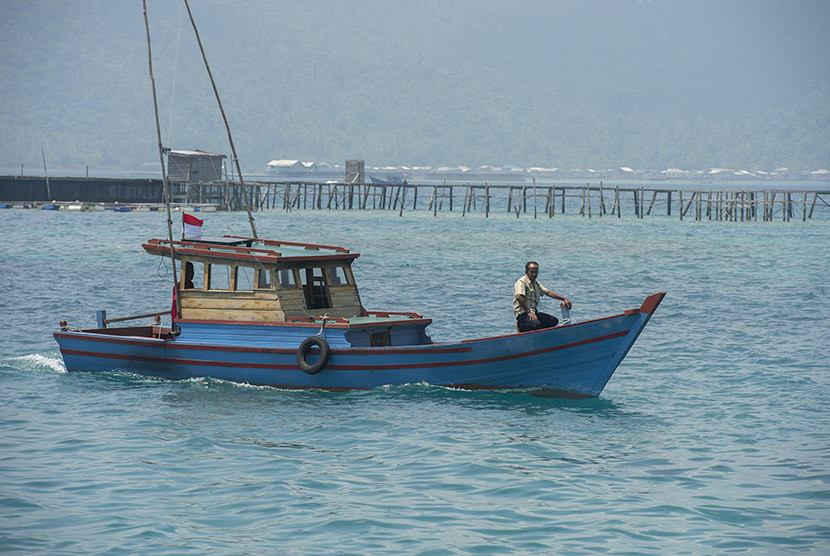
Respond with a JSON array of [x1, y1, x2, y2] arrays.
[[5, 353, 67, 373]]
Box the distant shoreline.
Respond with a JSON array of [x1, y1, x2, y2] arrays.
[[1, 169, 828, 188]]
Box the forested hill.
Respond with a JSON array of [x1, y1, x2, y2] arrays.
[[1, 0, 828, 173]]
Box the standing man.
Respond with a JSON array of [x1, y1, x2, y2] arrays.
[[514, 261, 572, 332]]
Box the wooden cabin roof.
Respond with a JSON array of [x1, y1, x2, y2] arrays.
[[142, 236, 359, 265]]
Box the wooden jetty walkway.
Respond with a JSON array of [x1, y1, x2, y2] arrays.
[[3, 175, 828, 221], [248, 180, 830, 222]]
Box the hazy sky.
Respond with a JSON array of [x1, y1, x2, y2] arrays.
[[1, 0, 828, 171]]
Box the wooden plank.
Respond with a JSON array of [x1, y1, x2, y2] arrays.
[[682, 193, 694, 217], [462, 183, 470, 216], [587, 184, 592, 218], [646, 190, 657, 215], [398, 186, 408, 216], [182, 297, 282, 311], [599, 181, 606, 215], [185, 307, 286, 322], [532, 179, 537, 219], [329, 288, 362, 307]]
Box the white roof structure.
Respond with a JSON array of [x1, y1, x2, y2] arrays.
[[527, 167, 559, 172], [267, 160, 301, 167], [169, 149, 226, 158]]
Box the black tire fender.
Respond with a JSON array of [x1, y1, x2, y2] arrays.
[[297, 336, 331, 374]]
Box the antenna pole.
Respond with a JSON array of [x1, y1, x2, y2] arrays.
[[41, 147, 52, 201], [142, 0, 180, 318], [183, 0, 257, 238]]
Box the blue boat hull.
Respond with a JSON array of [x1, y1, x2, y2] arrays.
[[55, 293, 664, 397]]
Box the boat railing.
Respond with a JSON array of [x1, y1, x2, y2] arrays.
[[95, 309, 169, 329], [361, 310, 425, 319]]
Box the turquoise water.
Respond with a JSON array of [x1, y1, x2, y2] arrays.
[[1, 207, 828, 554]]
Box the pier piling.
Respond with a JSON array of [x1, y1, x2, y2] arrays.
[[2, 175, 827, 222]]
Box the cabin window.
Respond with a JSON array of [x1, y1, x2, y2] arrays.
[[301, 267, 330, 310], [278, 269, 297, 288], [327, 266, 348, 286], [182, 261, 204, 290], [208, 264, 231, 291], [235, 266, 255, 291], [257, 269, 273, 289]]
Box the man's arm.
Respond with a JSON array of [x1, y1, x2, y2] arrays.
[[544, 290, 572, 309], [515, 294, 539, 321]]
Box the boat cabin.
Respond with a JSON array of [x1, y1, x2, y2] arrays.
[[142, 235, 432, 347]]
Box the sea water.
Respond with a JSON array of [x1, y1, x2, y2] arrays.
[[0, 205, 828, 554]]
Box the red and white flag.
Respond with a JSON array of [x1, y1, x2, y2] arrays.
[[182, 213, 203, 239]]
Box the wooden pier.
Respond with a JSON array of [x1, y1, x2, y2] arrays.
[[3, 175, 828, 221], [248, 180, 830, 222], [0, 175, 252, 212]]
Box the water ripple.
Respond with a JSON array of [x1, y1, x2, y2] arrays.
[[1, 211, 829, 554]]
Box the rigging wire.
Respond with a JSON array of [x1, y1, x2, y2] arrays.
[[158, 2, 366, 317], [165, 0, 184, 146], [142, 0, 180, 317], [142, 3, 323, 320], [183, 0, 258, 239], [235, 159, 371, 282]]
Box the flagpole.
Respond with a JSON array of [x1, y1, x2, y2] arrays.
[[143, 0, 180, 319], [183, 0, 258, 239]]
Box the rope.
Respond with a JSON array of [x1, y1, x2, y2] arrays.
[[183, 0, 257, 239], [142, 0, 180, 317], [317, 314, 330, 336]]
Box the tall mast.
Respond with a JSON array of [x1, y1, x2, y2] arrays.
[[142, 0, 180, 317], [183, 0, 258, 238]]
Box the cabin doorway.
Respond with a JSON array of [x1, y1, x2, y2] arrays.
[[301, 267, 330, 310]]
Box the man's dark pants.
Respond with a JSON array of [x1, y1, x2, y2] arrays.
[[516, 311, 559, 332]]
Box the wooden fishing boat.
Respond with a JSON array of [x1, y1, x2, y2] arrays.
[[54, 234, 664, 397], [60, 4, 666, 396]]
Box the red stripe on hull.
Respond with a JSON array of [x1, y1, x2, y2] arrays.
[[59, 329, 629, 372], [53, 332, 472, 355]]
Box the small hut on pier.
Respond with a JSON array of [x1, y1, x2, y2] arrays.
[[167, 149, 226, 182]]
